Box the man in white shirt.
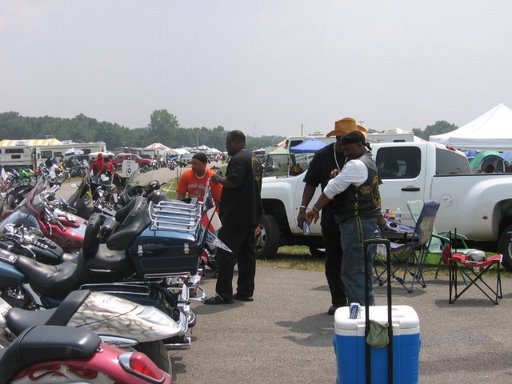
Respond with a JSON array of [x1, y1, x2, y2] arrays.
[[306, 131, 382, 305]]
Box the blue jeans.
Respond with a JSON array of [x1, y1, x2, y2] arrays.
[[337, 215, 377, 305]]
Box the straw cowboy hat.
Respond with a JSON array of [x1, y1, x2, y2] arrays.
[[327, 117, 368, 137]]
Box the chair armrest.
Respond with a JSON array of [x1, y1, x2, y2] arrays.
[[432, 233, 449, 243], [438, 231, 469, 241]]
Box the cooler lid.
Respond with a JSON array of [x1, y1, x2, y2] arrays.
[[334, 305, 419, 332]]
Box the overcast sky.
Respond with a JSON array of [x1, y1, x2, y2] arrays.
[[1, 0, 511, 137]]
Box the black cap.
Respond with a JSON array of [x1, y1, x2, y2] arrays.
[[339, 131, 366, 145]]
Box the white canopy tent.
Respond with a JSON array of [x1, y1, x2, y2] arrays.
[[144, 142, 171, 151], [169, 147, 190, 155], [430, 103, 512, 149]]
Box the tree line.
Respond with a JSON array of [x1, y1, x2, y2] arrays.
[[0, 110, 284, 151], [0, 109, 457, 151]]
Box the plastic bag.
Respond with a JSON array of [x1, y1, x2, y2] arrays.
[[366, 320, 389, 348]]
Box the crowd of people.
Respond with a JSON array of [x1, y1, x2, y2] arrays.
[[175, 119, 383, 312]]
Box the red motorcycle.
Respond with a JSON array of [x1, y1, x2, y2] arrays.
[[0, 178, 86, 253], [0, 325, 172, 384]]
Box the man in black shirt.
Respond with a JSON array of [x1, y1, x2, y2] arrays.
[[297, 117, 367, 315], [205, 130, 263, 304]]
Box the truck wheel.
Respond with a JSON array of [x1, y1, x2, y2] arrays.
[[134, 341, 170, 373], [309, 246, 326, 258], [255, 214, 280, 259], [497, 225, 512, 272]]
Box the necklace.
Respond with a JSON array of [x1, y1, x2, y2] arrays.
[[194, 171, 206, 179], [333, 144, 343, 170]]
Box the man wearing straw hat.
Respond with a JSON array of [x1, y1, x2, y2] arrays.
[[297, 117, 367, 315], [306, 129, 382, 306]]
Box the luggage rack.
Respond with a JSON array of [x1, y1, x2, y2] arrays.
[[148, 200, 202, 232]]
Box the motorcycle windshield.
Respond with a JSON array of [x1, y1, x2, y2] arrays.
[[25, 178, 47, 214], [0, 178, 51, 231]]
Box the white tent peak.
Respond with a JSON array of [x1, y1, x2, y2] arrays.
[[145, 142, 170, 150], [384, 128, 412, 134], [429, 103, 512, 150]]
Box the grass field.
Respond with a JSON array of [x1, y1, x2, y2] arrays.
[[257, 245, 510, 277]]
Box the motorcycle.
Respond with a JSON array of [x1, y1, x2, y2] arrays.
[[62, 170, 150, 220], [67, 158, 88, 178], [0, 326, 172, 384], [1, 289, 181, 372], [0, 196, 204, 349], [0, 177, 87, 253], [0, 296, 173, 382]]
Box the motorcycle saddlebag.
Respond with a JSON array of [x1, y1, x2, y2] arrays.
[[129, 227, 201, 278]]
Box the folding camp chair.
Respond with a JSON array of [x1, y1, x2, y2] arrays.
[[448, 249, 503, 305], [407, 200, 472, 278], [374, 200, 440, 293]]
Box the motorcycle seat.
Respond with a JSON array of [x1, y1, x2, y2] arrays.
[[107, 196, 151, 250], [87, 243, 131, 276], [14, 252, 85, 296], [82, 213, 102, 259], [5, 290, 91, 335], [0, 325, 100, 384]]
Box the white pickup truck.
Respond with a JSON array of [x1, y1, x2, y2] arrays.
[[257, 141, 512, 270]]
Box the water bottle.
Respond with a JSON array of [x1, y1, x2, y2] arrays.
[[395, 207, 402, 223]]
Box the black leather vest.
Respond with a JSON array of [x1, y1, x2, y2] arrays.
[[332, 152, 382, 221]]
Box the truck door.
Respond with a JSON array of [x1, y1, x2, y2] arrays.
[[374, 145, 426, 226]]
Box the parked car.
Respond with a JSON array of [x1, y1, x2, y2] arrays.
[[113, 153, 155, 171]]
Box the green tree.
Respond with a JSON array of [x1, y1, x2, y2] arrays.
[[413, 121, 458, 140], [148, 109, 180, 145]]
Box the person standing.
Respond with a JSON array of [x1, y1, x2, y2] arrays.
[[176, 152, 222, 204], [306, 130, 382, 305], [297, 117, 366, 315], [204, 130, 263, 304], [89, 152, 106, 175]]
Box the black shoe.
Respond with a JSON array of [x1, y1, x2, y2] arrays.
[[233, 294, 254, 302], [328, 305, 342, 315], [204, 295, 234, 305]]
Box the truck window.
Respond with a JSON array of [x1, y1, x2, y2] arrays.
[[435, 148, 471, 174], [375, 147, 421, 179]]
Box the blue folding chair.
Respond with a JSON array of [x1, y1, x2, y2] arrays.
[[375, 200, 440, 293], [407, 200, 472, 278]]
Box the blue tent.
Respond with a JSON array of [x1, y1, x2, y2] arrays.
[[289, 138, 328, 153]]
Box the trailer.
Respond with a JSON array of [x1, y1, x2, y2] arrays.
[[0, 138, 107, 169]]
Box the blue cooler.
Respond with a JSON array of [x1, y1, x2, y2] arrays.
[[334, 305, 420, 384]]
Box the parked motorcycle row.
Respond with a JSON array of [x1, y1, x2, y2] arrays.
[[0, 169, 211, 382]]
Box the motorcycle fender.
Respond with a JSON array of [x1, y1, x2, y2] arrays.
[[67, 291, 182, 342]]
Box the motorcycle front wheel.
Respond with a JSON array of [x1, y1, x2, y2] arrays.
[[134, 340, 171, 373]]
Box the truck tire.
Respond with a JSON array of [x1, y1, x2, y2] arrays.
[[255, 214, 280, 259], [497, 225, 512, 272], [134, 341, 170, 373], [309, 246, 326, 258]]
